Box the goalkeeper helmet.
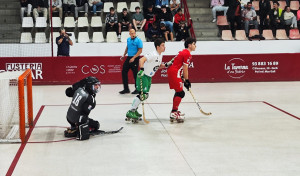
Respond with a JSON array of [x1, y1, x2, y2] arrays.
[[85, 76, 101, 94]]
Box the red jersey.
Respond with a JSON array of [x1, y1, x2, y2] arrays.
[[174, 13, 186, 24]]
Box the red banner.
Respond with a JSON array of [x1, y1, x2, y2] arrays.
[[0, 53, 300, 85]]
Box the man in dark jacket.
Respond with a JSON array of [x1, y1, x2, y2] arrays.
[[269, 1, 284, 36], [258, 0, 271, 33], [226, 0, 242, 37], [31, 0, 48, 20]]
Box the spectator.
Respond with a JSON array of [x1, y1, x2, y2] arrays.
[[240, 0, 251, 9], [160, 22, 173, 41], [144, 5, 157, 32], [31, 0, 48, 20], [227, 0, 242, 36], [157, 5, 174, 32], [105, 7, 118, 35], [118, 8, 132, 39], [132, 6, 146, 31], [173, 8, 185, 33], [258, 0, 271, 33], [146, 22, 162, 41], [119, 29, 143, 94], [63, 0, 76, 17], [88, 0, 103, 16], [269, 1, 284, 35], [49, 0, 62, 20], [170, 0, 180, 16], [175, 21, 190, 41], [75, 0, 88, 20], [211, 0, 229, 23], [56, 28, 73, 56], [156, 0, 169, 8], [242, 2, 258, 37], [297, 8, 300, 28], [20, 0, 32, 20], [143, 0, 156, 13], [284, 6, 297, 28]]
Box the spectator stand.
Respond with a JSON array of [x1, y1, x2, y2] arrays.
[[181, 0, 196, 39]]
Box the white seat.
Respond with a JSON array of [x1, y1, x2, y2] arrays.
[[92, 32, 104, 42], [22, 17, 34, 28], [20, 32, 32, 43], [50, 17, 61, 28], [78, 32, 90, 43], [64, 17, 75, 28], [104, 2, 114, 13], [136, 31, 146, 42], [35, 17, 47, 28], [78, 17, 89, 28], [49, 32, 60, 43], [91, 16, 102, 27], [120, 31, 130, 42], [106, 32, 118, 42], [35, 32, 47, 43], [68, 32, 76, 43], [130, 2, 140, 13], [117, 2, 128, 13]]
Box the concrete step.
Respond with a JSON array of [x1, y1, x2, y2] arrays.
[[191, 16, 212, 23], [0, 16, 21, 24], [0, 2, 20, 9], [196, 36, 221, 41], [0, 0, 19, 2], [0, 24, 21, 31], [192, 22, 217, 29], [0, 9, 20, 16], [187, 1, 210, 8], [194, 28, 219, 37], [0, 38, 20, 43], [189, 8, 211, 15]]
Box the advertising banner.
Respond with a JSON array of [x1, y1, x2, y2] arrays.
[[1, 53, 300, 85]]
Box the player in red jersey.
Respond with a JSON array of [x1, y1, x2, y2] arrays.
[[167, 37, 196, 122]]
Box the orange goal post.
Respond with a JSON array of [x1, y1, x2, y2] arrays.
[[0, 69, 33, 143]]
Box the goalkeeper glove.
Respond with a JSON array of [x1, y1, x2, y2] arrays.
[[184, 79, 191, 90]]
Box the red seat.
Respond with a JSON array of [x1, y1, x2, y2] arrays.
[[289, 29, 300, 39], [252, 1, 259, 11], [221, 30, 234, 40], [290, 1, 300, 11], [249, 29, 259, 37], [278, 1, 286, 9], [276, 29, 289, 40], [262, 29, 275, 40], [235, 30, 248, 40], [217, 16, 229, 26]]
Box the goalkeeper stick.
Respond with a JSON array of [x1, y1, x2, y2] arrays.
[[140, 78, 150, 124], [188, 89, 212, 116]]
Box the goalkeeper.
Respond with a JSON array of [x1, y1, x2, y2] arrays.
[[64, 76, 101, 140], [126, 38, 173, 120]]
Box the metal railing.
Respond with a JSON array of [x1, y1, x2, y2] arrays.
[[181, 0, 196, 39]]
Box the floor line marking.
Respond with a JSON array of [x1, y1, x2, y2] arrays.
[[263, 101, 300, 120]]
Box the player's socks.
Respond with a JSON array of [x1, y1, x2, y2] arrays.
[[131, 97, 141, 110], [172, 96, 182, 111]]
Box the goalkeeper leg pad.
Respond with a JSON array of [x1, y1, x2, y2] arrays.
[[77, 123, 90, 140]]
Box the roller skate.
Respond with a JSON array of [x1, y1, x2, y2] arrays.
[[125, 110, 142, 123], [170, 111, 185, 123], [135, 109, 142, 118]]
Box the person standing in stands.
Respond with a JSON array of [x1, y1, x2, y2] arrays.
[[56, 28, 73, 56], [119, 29, 143, 94]]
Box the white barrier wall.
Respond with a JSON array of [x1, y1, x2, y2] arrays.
[[1, 40, 300, 57]]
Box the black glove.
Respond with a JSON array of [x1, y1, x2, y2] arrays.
[[184, 79, 191, 90]]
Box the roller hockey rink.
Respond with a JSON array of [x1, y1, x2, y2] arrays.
[[1, 82, 300, 176]]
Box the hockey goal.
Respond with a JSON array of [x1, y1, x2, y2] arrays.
[[0, 69, 33, 143]]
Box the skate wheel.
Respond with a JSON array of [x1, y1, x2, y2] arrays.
[[170, 119, 174, 122], [139, 118, 142, 121]]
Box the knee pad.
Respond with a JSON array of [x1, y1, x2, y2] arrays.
[[175, 91, 185, 98], [137, 93, 149, 101], [88, 118, 100, 130], [77, 123, 90, 141], [65, 87, 74, 97]]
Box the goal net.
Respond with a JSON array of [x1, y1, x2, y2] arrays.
[[0, 69, 33, 143]]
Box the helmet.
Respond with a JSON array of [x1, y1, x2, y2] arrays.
[[85, 76, 101, 94]]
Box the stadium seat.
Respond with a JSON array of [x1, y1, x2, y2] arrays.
[[136, 31, 146, 42], [92, 32, 104, 42], [35, 17, 47, 28], [50, 17, 62, 28], [20, 32, 32, 43], [68, 32, 76, 42], [252, 1, 259, 11], [91, 16, 102, 27], [106, 32, 118, 42], [78, 17, 89, 28], [130, 2, 140, 13], [262, 29, 275, 40], [78, 32, 90, 43], [49, 32, 60, 43], [276, 29, 289, 39], [235, 30, 248, 40], [22, 17, 33, 28], [64, 17, 75, 28], [290, 1, 300, 11], [221, 30, 234, 40], [121, 31, 130, 42], [278, 1, 286, 9], [35, 32, 47, 43], [104, 2, 114, 13], [217, 16, 229, 26], [289, 29, 300, 39], [249, 29, 259, 37], [117, 2, 128, 13]]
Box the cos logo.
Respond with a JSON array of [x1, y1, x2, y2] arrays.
[[81, 65, 105, 74]]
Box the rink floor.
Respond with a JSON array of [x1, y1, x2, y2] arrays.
[[1, 82, 300, 176]]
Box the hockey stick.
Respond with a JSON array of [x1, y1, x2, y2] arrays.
[[188, 89, 212, 116], [140, 77, 150, 124], [89, 127, 123, 136]]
